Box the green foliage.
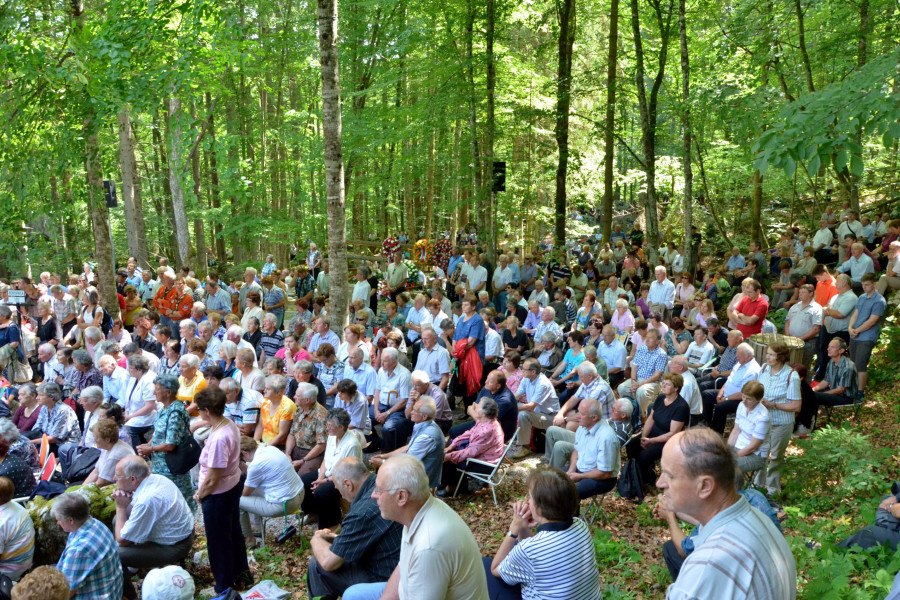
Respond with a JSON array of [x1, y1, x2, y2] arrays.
[[784, 426, 889, 512], [593, 528, 642, 568]]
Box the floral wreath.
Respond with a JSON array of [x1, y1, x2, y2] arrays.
[[382, 237, 400, 258], [414, 239, 433, 268], [433, 239, 452, 273], [402, 259, 419, 290]]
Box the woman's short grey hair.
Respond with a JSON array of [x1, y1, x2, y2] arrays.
[[50, 493, 90, 523], [615, 298, 629, 309], [248, 317, 260, 328], [37, 381, 62, 402], [17, 382, 36, 400], [180, 353, 200, 369], [326, 407, 351, 430], [127, 355, 150, 373], [383, 454, 431, 502], [0, 419, 20, 443], [103, 341, 122, 356], [265, 374, 287, 393], [439, 318, 454, 332], [80, 386, 104, 405], [0, 306, 11, 319], [179, 319, 197, 333], [154, 373, 180, 395], [541, 332, 558, 344], [295, 360, 314, 375], [220, 340, 238, 361], [478, 396, 499, 419]]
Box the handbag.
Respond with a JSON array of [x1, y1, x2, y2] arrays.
[[0, 572, 12, 600], [617, 458, 644, 504], [164, 410, 202, 475]]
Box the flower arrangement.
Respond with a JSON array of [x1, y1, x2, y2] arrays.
[[414, 239, 433, 268], [382, 237, 400, 258], [433, 239, 452, 273], [402, 259, 419, 290]]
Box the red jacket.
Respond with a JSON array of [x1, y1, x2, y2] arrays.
[[453, 339, 483, 397]]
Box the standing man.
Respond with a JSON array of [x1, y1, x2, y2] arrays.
[[50, 285, 79, 337], [648, 266, 675, 321], [316, 261, 331, 298], [783, 284, 822, 370], [238, 268, 263, 314], [307, 243, 323, 279], [342, 455, 488, 600], [387, 253, 409, 302], [847, 273, 886, 396]]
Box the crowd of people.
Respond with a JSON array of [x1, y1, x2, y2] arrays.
[[0, 203, 894, 599]]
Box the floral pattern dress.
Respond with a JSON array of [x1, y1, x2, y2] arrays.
[[150, 401, 196, 511]]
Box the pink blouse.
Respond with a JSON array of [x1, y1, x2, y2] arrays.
[[611, 309, 635, 333], [446, 419, 504, 464]]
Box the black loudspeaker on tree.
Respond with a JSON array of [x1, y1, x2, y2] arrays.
[[492, 161, 506, 193], [103, 180, 118, 208]]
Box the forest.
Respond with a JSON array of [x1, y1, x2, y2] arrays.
[[2, 0, 899, 285]]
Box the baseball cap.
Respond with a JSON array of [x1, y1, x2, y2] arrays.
[[141, 566, 195, 600]]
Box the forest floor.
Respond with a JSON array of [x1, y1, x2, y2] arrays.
[[173, 301, 900, 600]]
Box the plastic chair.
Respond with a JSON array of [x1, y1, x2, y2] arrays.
[[453, 427, 520, 506]]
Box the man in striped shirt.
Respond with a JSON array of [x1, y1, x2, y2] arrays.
[[659, 428, 796, 600]]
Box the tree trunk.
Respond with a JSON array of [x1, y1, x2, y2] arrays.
[[206, 91, 227, 266], [49, 176, 72, 275], [484, 0, 497, 263], [166, 97, 195, 268], [678, 0, 694, 274], [425, 130, 436, 240], [601, 0, 619, 243], [465, 0, 483, 242], [117, 110, 150, 269], [84, 122, 120, 318], [630, 0, 673, 266], [190, 101, 207, 279], [794, 0, 815, 93], [318, 0, 349, 331], [751, 169, 765, 245], [554, 0, 577, 250]]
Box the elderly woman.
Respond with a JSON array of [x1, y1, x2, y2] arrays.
[[383, 301, 405, 330], [11, 383, 41, 435], [31, 382, 80, 452], [32, 301, 62, 347], [218, 339, 239, 378], [573, 292, 601, 332], [239, 436, 305, 549], [254, 374, 296, 449], [486, 467, 602, 599], [285, 382, 328, 476], [242, 316, 263, 351], [627, 372, 689, 487], [436, 396, 504, 497], [611, 298, 635, 338], [0, 418, 39, 469], [299, 408, 363, 529], [336, 324, 370, 365], [499, 351, 524, 394], [187, 337, 216, 373], [177, 353, 207, 415], [549, 330, 585, 404], [674, 273, 696, 314], [194, 387, 252, 594], [158, 339, 182, 377], [83, 418, 134, 487], [527, 332, 563, 378], [501, 317, 527, 355], [0, 430, 35, 497], [137, 373, 196, 511], [0, 306, 26, 382], [241, 291, 265, 333]]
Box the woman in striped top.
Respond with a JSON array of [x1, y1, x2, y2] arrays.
[[487, 467, 602, 600], [756, 342, 802, 495]]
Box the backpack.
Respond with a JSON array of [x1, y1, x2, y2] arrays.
[[617, 458, 644, 504]]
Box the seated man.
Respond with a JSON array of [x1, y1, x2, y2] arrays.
[[697, 330, 743, 392], [683, 327, 716, 371], [370, 396, 445, 489], [552, 361, 616, 433], [658, 428, 795, 598], [798, 337, 858, 428], [616, 328, 667, 416], [836, 483, 900, 552], [700, 343, 760, 434], [668, 356, 702, 426], [448, 369, 517, 442], [407, 370, 453, 433], [510, 358, 559, 460], [308, 457, 403, 600], [112, 456, 194, 600], [52, 493, 123, 600], [370, 348, 411, 453], [0, 476, 34, 581], [546, 398, 620, 499]]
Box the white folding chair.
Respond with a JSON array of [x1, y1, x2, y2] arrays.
[[453, 427, 520, 506]]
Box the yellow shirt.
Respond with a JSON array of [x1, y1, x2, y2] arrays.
[[259, 397, 297, 444], [177, 373, 207, 405]]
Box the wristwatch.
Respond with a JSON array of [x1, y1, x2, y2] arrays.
[[507, 530, 518, 540]]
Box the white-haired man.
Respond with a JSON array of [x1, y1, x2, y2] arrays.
[[648, 266, 675, 320], [510, 358, 559, 460], [342, 455, 488, 600], [701, 343, 761, 434]]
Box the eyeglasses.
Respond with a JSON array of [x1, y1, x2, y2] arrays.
[[372, 486, 403, 496]]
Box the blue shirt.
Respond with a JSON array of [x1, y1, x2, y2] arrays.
[[837, 254, 875, 282], [453, 313, 486, 361], [57, 517, 123, 600], [344, 362, 377, 397], [727, 254, 746, 271], [508, 261, 521, 284], [448, 254, 464, 277], [852, 291, 886, 342]]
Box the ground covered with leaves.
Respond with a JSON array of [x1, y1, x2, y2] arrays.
[[180, 319, 900, 600]]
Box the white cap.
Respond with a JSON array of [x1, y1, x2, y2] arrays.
[[141, 565, 195, 600]]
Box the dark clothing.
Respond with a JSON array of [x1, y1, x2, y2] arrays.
[[286, 376, 328, 407], [501, 329, 528, 354], [796, 379, 818, 429], [306, 475, 402, 599], [120, 534, 194, 600], [482, 386, 517, 441], [201, 479, 250, 594], [629, 395, 689, 485], [575, 476, 616, 500], [300, 473, 342, 530], [243, 329, 262, 350], [135, 333, 163, 358], [701, 389, 740, 434], [35, 317, 62, 346], [0, 453, 35, 498], [75, 366, 102, 399], [663, 539, 686, 581]]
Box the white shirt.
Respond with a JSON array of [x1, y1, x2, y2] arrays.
[[120, 474, 194, 545], [684, 340, 715, 366], [492, 266, 512, 291], [245, 445, 305, 504], [484, 328, 504, 360], [0, 501, 34, 580], [323, 433, 363, 477], [406, 306, 428, 342], [351, 279, 371, 304], [466, 266, 488, 292], [812, 227, 833, 250], [121, 372, 157, 428]]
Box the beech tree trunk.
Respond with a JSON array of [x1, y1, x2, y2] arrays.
[[166, 97, 195, 268], [602, 0, 619, 243], [678, 0, 694, 274], [318, 0, 349, 331], [554, 0, 577, 249], [117, 109, 150, 269]]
